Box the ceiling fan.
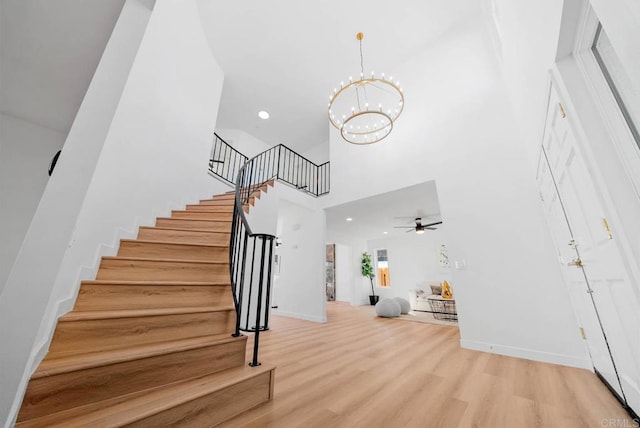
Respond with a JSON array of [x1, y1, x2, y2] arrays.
[[394, 218, 442, 234]]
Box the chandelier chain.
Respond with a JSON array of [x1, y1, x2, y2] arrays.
[[357, 37, 368, 111], [359, 37, 364, 76]]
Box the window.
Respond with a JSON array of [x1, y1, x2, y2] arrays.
[[592, 23, 640, 149], [375, 249, 390, 287]]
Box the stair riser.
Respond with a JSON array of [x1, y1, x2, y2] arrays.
[[74, 284, 233, 311], [186, 205, 234, 213], [138, 228, 230, 245], [172, 211, 232, 221], [18, 339, 247, 423], [48, 311, 236, 358], [155, 218, 231, 232], [117, 241, 227, 262], [199, 198, 253, 206], [96, 259, 229, 282], [127, 370, 273, 428]]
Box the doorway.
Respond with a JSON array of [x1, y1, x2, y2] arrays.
[[537, 83, 640, 415]]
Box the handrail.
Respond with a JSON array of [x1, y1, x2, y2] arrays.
[[275, 144, 329, 196], [216, 136, 330, 366], [229, 145, 280, 367], [208, 133, 248, 185]]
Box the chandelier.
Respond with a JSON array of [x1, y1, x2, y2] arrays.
[[328, 32, 404, 145]]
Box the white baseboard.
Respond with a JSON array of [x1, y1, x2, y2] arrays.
[[460, 339, 593, 370], [272, 309, 327, 323]]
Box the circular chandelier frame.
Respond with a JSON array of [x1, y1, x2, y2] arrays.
[[328, 33, 404, 145]]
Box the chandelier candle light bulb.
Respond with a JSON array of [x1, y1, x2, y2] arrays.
[[328, 32, 404, 144]]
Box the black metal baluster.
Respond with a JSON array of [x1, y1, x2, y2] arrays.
[[234, 230, 249, 336], [263, 236, 274, 330], [249, 235, 267, 367], [276, 145, 281, 180], [245, 236, 257, 331]]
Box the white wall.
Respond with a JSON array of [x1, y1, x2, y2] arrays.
[[334, 243, 352, 303], [215, 128, 271, 158], [321, 18, 589, 369], [302, 140, 329, 165], [366, 231, 452, 303], [273, 188, 326, 323], [493, 0, 640, 366], [0, 114, 66, 291], [0, 0, 227, 425], [489, 0, 564, 165]]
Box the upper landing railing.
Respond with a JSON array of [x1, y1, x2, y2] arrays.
[[208, 133, 330, 197]]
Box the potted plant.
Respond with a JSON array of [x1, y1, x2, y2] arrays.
[[361, 252, 378, 305]]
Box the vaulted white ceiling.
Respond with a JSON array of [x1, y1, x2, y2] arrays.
[[198, 0, 484, 153], [1, 0, 485, 154]]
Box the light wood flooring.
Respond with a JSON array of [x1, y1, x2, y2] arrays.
[[222, 301, 633, 428]]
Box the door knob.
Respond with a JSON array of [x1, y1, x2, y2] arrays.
[[568, 258, 583, 267]]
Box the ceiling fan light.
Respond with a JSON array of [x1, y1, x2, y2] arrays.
[[416, 229, 425, 235]]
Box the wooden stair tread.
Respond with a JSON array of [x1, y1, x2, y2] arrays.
[[120, 239, 227, 248], [170, 211, 235, 220], [199, 197, 252, 203], [18, 365, 275, 427], [80, 279, 230, 286], [198, 198, 235, 203], [184, 203, 236, 213], [101, 256, 228, 265], [156, 217, 232, 223], [60, 305, 235, 322], [138, 226, 231, 234], [172, 209, 234, 213], [34, 334, 244, 378]]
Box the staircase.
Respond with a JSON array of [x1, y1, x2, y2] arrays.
[[15, 184, 276, 427]]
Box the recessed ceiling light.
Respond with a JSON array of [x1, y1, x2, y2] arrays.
[[346, 217, 353, 222], [258, 110, 270, 120], [383, 231, 388, 234]]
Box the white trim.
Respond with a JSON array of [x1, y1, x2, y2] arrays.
[[272, 309, 327, 323], [572, 3, 598, 53], [460, 339, 593, 370], [574, 5, 640, 199]]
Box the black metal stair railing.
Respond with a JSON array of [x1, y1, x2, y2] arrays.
[[209, 133, 330, 197], [229, 145, 279, 367], [208, 133, 248, 185], [275, 144, 330, 197], [219, 137, 330, 366]]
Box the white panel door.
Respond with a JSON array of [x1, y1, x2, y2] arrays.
[[537, 143, 622, 399], [538, 83, 640, 413]]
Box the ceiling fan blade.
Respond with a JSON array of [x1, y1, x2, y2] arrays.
[[405, 229, 414, 233], [393, 226, 413, 229], [424, 221, 443, 227], [425, 227, 438, 230]]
